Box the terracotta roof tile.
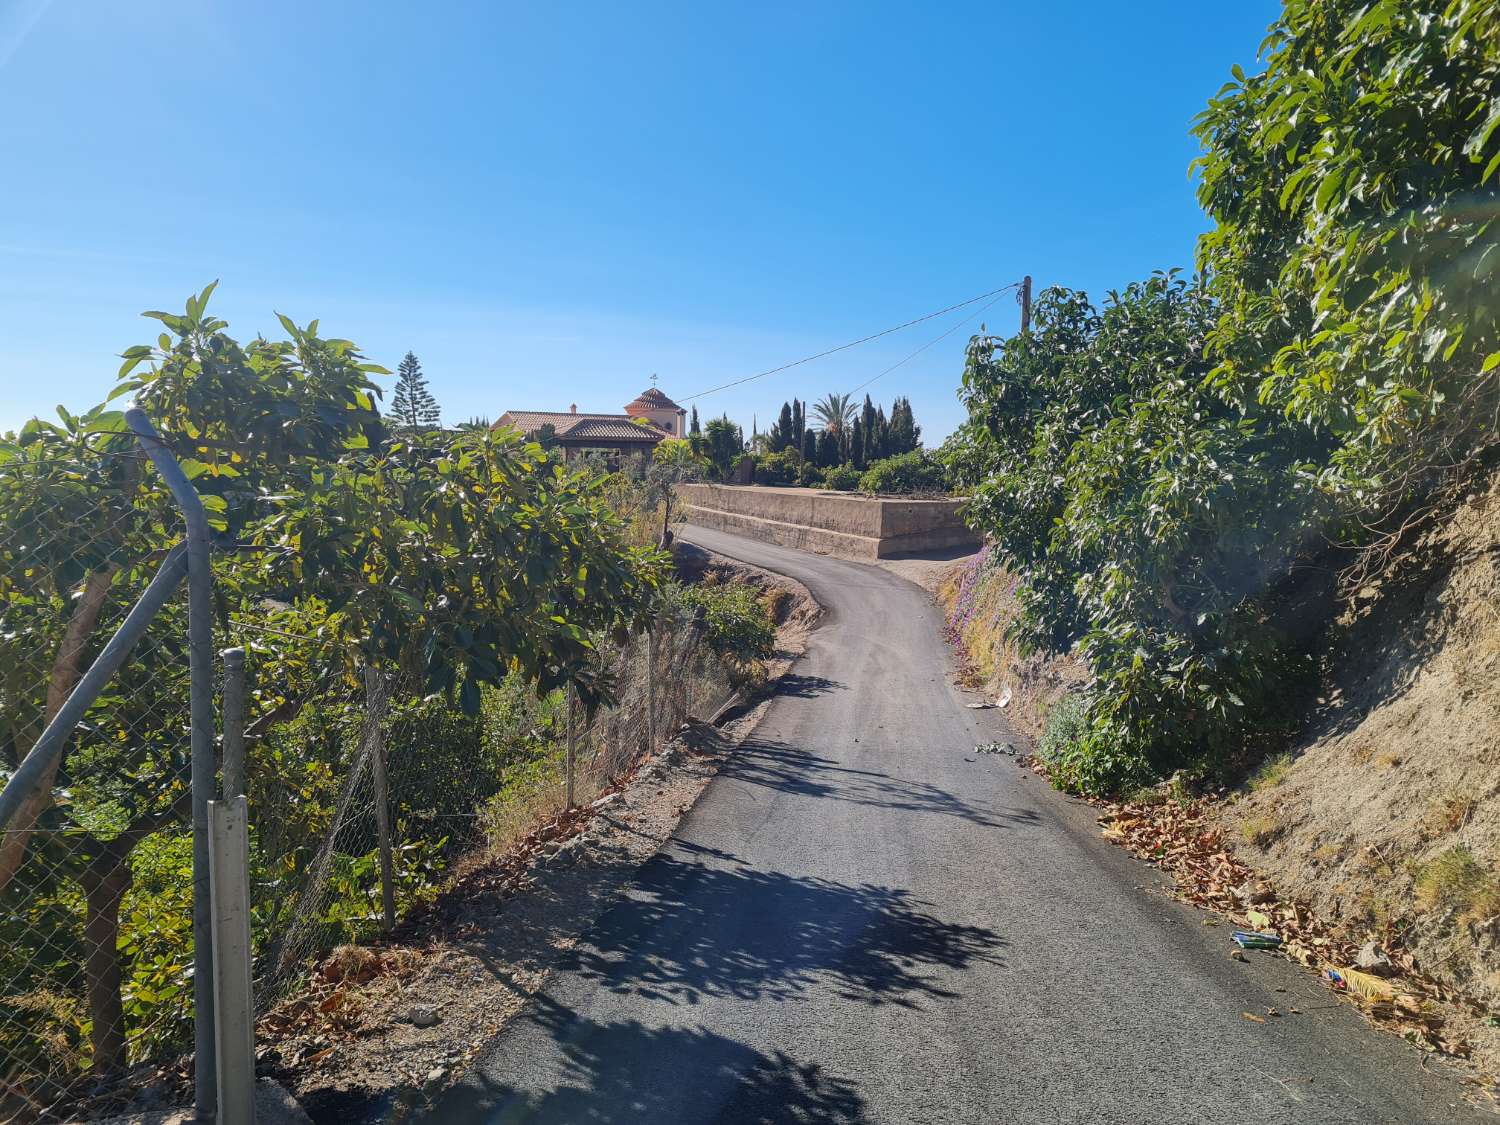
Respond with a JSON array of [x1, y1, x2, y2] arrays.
[[497, 411, 665, 443]]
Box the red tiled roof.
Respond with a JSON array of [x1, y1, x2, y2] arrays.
[[625, 387, 683, 412], [496, 411, 665, 444]]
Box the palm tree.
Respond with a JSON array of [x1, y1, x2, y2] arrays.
[[812, 392, 856, 436]]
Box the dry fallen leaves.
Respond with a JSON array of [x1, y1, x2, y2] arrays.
[[1080, 782, 1472, 1058]]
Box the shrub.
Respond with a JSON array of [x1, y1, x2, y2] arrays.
[[796, 460, 821, 487], [755, 449, 800, 486], [858, 450, 947, 495], [821, 465, 861, 491], [946, 274, 1324, 794], [675, 581, 776, 664]]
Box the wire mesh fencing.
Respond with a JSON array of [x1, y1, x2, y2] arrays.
[[244, 605, 743, 1017], [1, 425, 750, 1123], [0, 439, 203, 1124]]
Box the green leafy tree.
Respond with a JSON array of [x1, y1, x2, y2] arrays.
[[947, 275, 1323, 794], [1193, 0, 1500, 512], [703, 415, 743, 479], [391, 351, 441, 432], [0, 285, 664, 1083]]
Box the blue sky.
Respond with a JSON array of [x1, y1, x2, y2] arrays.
[[0, 1, 1278, 442]]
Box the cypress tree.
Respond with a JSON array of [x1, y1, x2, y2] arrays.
[[816, 429, 838, 467], [801, 427, 817, 464], [850, 417, 866, 470], [392, 351, 441, 431], [774, 401, 794, 452], [689, 405, 701, 435]]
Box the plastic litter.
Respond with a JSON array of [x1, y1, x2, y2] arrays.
[[1231, 930, 1282, 950], [1325, 967, 1394, 1002]]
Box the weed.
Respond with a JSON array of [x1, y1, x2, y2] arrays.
[[1413, 846, 1500, 920], [1241, 812, 1282, 847], [1248, 752, 1292, 793], [1423, 791, 1478, 836]]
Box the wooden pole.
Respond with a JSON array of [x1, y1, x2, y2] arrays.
[[1020, 275, 1033, 337], [364, 668, 395, 935]]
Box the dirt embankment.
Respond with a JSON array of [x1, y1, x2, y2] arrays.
[[933, 546, 1086, 741], [258, 547, 819, 1123], [1215, 473, 1500, 1064]]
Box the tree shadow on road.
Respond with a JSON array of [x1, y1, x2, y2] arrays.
[[554, 853, 1006, 1008], [423, 994, 870, 1124], [724, 737, 1039, 831], [775, 672, 847, 698]]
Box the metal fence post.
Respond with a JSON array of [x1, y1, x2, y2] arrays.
[[364, 668, 396, 934], [645, 628, 657, 754], [221, 649, 247, 801], [125, 405, 217, 1117], [565, 683, 576, 810], [208, 793, 254, 1125]]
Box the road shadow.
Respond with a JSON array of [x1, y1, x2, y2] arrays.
[[775, 672, 847, 698], [725, 737, 1040, 831], [421, 995, 870, 1124], [555, 853, 1006, 1008]]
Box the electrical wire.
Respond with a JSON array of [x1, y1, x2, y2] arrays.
[[677, 282, 1020, 404], [843, 287, 1016, 398]]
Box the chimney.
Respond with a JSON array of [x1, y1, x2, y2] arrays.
[[570, 403, 577, 414]]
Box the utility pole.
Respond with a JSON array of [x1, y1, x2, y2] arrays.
[[1020, 275, 1033, 337]]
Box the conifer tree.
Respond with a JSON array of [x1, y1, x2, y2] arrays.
[[391, 351, 441, 431], [773, 401, 794, 452], [689, 405, 701, 435]]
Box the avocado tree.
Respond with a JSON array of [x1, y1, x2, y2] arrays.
[[0, 284, 664, 1083]]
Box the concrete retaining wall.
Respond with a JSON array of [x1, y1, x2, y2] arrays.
[[678, 484, 977, 561]]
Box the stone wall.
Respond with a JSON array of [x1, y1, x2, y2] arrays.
[[678, 484, 977, 561]]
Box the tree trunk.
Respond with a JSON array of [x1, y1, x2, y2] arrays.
[[79, 844, 132, 1077], [0, 565, 117, 891]]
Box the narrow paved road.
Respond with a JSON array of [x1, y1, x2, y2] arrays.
[[422, 526, 1484, 1124]]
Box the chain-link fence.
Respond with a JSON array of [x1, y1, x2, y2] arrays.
[[0, 420, 746, 1123]]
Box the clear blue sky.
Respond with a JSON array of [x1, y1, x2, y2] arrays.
[[0, 0, 1278, 442]]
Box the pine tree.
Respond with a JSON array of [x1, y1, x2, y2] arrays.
[[689, 405, 701, 435], [391, 351, 441, 431]]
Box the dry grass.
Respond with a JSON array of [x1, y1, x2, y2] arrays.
[[1422, 790, 1479, 838], [1413, 846, 1500, 920], [1248, 752, 1292, 793], [1241, 812, 1282, 847], [1373, 752, 1403, 770]]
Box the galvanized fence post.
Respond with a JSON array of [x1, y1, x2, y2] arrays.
[[565, 683, 576, 810], [209, 647, 254, 1125], [645, 626, 657, 754], [125, 405, 217, 1116]]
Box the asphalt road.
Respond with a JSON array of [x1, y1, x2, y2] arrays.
[[420, 525, 1486, 1125]]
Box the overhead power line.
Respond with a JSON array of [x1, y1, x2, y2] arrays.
[[844, 286, 1017, 399], [677, 282, 1021, 404]]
